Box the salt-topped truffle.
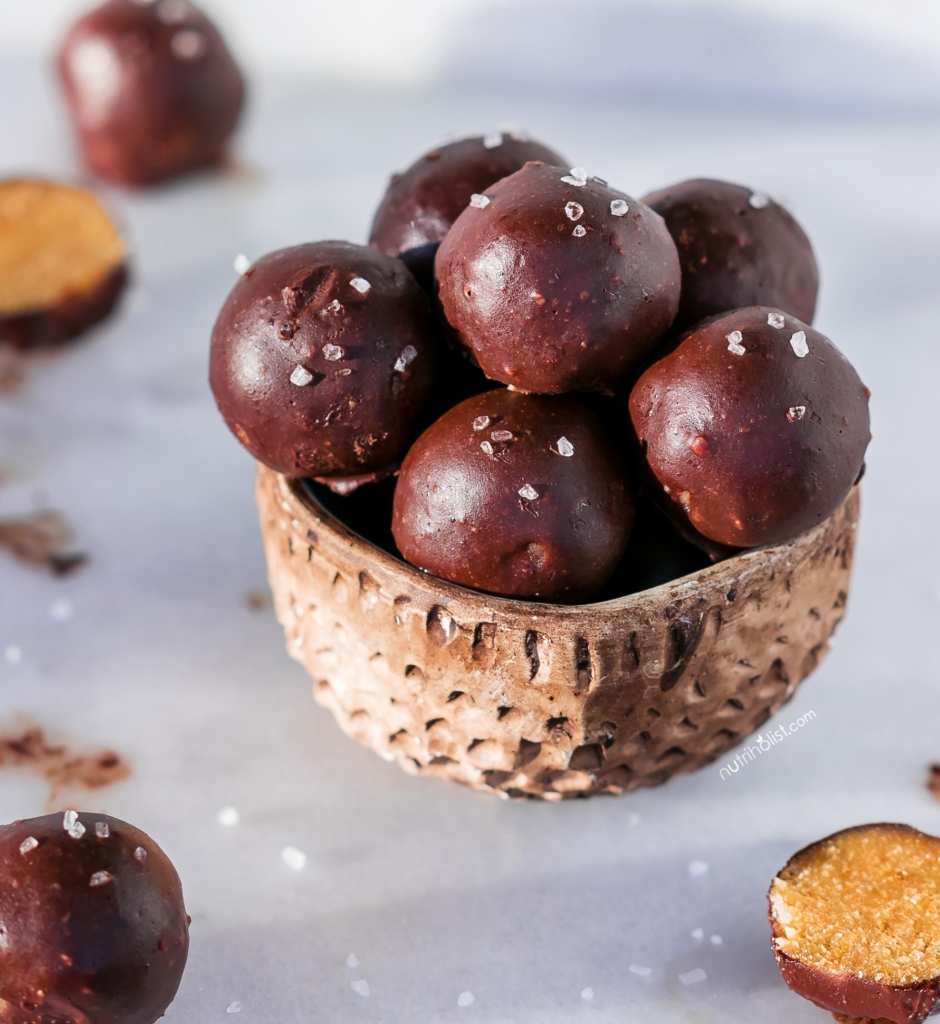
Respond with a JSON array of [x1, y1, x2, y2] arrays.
[[369, 132, 567, 290], [56, 0, 245, 186], [642, 178, 819, 332], [210, 241, 436, 480], [392, 389, 634, 602], [0, 811, 188, 1024], [629, 306, 870, 547], [435, 161, 681, 394]]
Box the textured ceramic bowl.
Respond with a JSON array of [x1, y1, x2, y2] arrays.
[[257, 465, 858, 799]]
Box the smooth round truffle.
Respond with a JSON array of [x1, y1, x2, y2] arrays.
[[0, 178, 127, 348], [57, 0, 245, 186], [629, 306, 870, 548], [642, 178, 819, 333], [210, 242, 436, 480], [0, 811, 188, 1024], [435, 161, 681, 394], [369, 132, 567, 290], [392, 389, 634, 602]]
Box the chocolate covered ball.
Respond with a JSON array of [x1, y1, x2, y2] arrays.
[[0, 811, 188, 1024], [369, 132, 567, 290], [642, 178, 819, 333], [629, 306, 870, 548], [210, 242, 436, 480], [435, 161, 681, 394], [57, 0, 245, 186], [392, 389, 634, 602]]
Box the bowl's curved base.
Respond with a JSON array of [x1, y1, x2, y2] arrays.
[[257, 467, 858, 799]]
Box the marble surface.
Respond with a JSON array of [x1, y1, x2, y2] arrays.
[[2, 53, 940, 1023]]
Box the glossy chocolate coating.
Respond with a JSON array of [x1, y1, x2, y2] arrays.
[[0, 812, 188, 1024], [435, 161, 681, 394], [210, 242, 436, 479], [392, 389, 634, 602], [629, 306, 870, 548], [369, 133, 567, 291], [642, 178, 819, 333], [57, 0, 245, 186]]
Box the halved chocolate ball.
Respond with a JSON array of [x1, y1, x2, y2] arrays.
[[392, 389, 634, 602], [0, 811, 188, 1024], [210, 242, 436, 480], [369, 131, 567, 291], [629, 306, 870, 548], [769, 824, 940, 1024], [0, 178, 127, 349], [57, 0, 245, 186], [435, 161, 681, 394], [642, 178, 819, 333]]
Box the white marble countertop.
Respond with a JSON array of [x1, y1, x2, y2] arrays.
[[2, 53, 940, 1024]]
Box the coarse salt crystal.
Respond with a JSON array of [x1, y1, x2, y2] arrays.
[[394, 345, 418, 372], [469, 193, 490, 209], [790, 331, 809, 357], [233, 253, 251, 275], [680, 968, 707, 985], [290, 365, 314, 387], [726, 330, 745, 355], [349, 277, 371, 294], [134, 846, 148, 862], [480, 441, 494, 455], [610, 198, 629, 217], [89, 870, 113, 887], [565, 201, 584, 221], [491, 429, 513, 442], [322, 344, 344, 361], [555, 436, 574, 457], [63, 811, 85, 839], [5, 644, 22, 664], [325, 299, 342, 313], [581, 987, 594, 1001], [518, 484, 539, 501], [472, 415, 491, 431], [689, 859, 709, 877], [227, 1002, 242, 1013], [787, 406, 806, 422], [748, 191, 771, 209], [691, 927, 704, 940], [95, 822, 109, 839], [710, 934, 723, 946], [483, 132, 503, 149], [346, 953, 359, 967], [217, 806, 240, 827], [351, 980, 370, 997], [572, 225, 587, 237], [19, 836, 38, 855], [561, 167, 588, 186], [629, 964, 652, 977], [281, 845, 306, 871], [768, 311, 786, 329], [457, 991, 475, 1007]]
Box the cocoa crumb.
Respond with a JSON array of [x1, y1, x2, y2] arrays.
[[0, 509, 89, 576], [927, 763, 940, 801], [243, 588, 271, 611]]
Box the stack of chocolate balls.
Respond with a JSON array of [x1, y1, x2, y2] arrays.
[[211, 132, 871, 604]]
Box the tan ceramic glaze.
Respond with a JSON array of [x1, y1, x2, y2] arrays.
[[257, 466, 858, 799]]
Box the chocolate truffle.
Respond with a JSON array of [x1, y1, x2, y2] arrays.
[[435, 161, 681, 394], [769, 824, 940, 1024], [0, 178, 127, 349], [210, 242, 436, 480], [57, 0, 245, 186], [642, 178, 819, 333], [369, 131, 567, 290], [629, 306, 870, 548], [392, 389, 634, 602], [0, 810, 188, 1024]]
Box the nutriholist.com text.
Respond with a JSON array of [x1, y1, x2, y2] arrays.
[[719, 710, 817, 779]]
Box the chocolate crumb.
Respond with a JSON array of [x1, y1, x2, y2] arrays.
[[243, 588, 272, 611], [927, 764, 940, 800], [0, 510, 88, 576]]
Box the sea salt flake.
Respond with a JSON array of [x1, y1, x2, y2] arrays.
[[691, 927, 704, 941], [233, 253, 251, 275], [5, 645, 22, 664], [63, 811, 85, 839], [226, 1002, 242, 1013], [346, 953, 359, 967], [480, 441, 494, 455], [217, 806, 240, 827], [322, 344, 344, 361], [290, 365, 314, 387], [629, 964, 652, 977], [790, 330, 809, 357], [325, 299, 342, 314], [469, 193, 491, 209], [483, 132, 503, 149], [19, 836, 38, 855], [281, 845, 306, 871], [170, 28, 206, 60], [749, 191, 771, 209], [134, 846, 148, 862], [680, 968, 707, 985], [555, 436, 574, 457], [610, 198, 629, 217], [394, 345, 418, 372], [710, 934, 723, 945], [457, 991, 475, 1007], [491, 429, 513, 442], [561, 166, 588, 186], [95, 822, 109, 839], [351, 980, 370, 997], [50, 598, 74, 622], [787, 405, 806, 423], [689, 859, 709, 877], [565, 201, 584, 221], [726, 331, 745, 356], [518, 484, 539, 501], [349, 276, 371, 294], [581, 987, 594, 1001], [572, 225, 587, 237], [89, 870, 113, 887], [472, 415, 491, 431], [767, 311, 785, 329]]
